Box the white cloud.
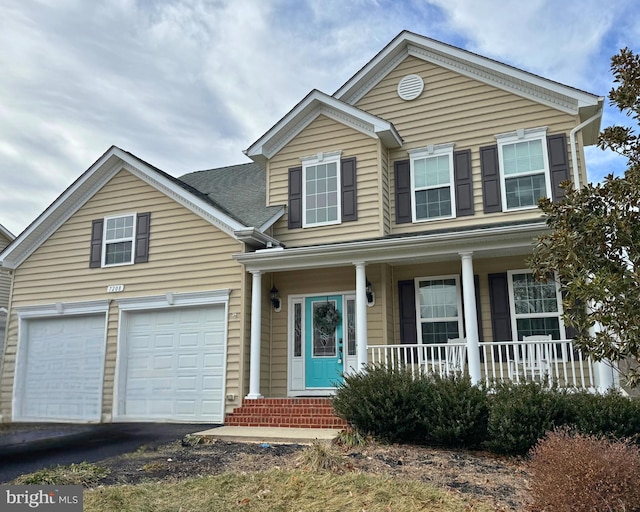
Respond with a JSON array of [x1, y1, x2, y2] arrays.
[[0, 0, 638, 235]]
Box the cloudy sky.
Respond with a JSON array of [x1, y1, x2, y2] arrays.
[[1, 0, 638, 236]]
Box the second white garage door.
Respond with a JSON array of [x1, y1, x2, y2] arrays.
[[119, 305, 226, 423]]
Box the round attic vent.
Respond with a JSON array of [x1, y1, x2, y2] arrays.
[[397, 74, 424, 101]]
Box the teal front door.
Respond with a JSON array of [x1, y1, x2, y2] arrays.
[[305, 296, 343, 388]]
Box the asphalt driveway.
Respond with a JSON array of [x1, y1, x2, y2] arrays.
[[0, 423, 219, 483]]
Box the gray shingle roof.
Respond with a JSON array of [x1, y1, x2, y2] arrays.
[[179, 162, 283, 229]]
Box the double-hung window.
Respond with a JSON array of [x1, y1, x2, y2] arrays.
[[416, 275, 462, 345], [508, 270, 565, 340], [497, 128, 551, 210], [409, 143, 455, 221], [302, 152, 341, 227], [103, 214, 135, 266]]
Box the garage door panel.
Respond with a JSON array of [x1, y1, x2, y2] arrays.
[[18, 315, 106, 422], [121, 305, 226, 422]]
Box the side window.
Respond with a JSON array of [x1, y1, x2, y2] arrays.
[[89, 212, 151, 268], [409, 144, 455, 222], [507, 270, 565, 340], [302, 152, 341, 227], [497, 128, 550, 210], [104, 214, 135, 265], [415, 275, 463, 344]]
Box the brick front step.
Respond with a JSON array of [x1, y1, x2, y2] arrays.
[[225, 398, 348, 429]]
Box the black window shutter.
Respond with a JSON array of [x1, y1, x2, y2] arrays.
[[547, 133, 570, 202], [480, 145, 502, 213], [453, 149, 474, 217], [288, 167, 302, 229], [134, 212, 151, 264], [394, 160, 412, 224], [89, 219, 104, 268], [341, 157, 357, 222], [398, 279, 417, 345], [488, 272, 513, 342]]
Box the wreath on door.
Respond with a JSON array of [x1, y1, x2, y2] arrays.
[[314, 301, 341, 335]]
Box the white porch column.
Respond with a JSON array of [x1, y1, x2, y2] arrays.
[[246, 270, 263, 399], [588, 313, 615, 392], [460, 252, 481, 384], [354, 262, 368, 369]]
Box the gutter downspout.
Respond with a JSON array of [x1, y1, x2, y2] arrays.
[[570, 108, 603, 188]]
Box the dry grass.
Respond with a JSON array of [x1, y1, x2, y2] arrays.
[[12, 462, 110, 487], [84, 469, 498, 512]]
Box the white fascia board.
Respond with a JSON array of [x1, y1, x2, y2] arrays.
[[117, 157, 246, 237], [257, 206, 286, 232], [234, 221, 548, 273], [335, 31, 601, 115], [0, 147, 246, 269], [244, 90, 401, 162], [0, 224, 14, 241]]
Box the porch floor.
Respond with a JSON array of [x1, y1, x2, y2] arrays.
[[192, 426, 341, 444]]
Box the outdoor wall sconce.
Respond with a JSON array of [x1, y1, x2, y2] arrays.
[[366, 279, 375, 307], [270, 286, 281, 312]]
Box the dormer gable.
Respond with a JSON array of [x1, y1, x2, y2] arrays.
[[244, 90, 402, 165]]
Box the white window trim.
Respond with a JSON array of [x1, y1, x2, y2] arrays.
[[102, 213, 137, 267], [507, 269, 566, 341], [409, 143, 456, 222], [496, 127, 551, 211], [301, 151, 342, 228], [414, 274, 464, 344]]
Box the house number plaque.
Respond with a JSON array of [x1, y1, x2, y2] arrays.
[[107, 285, 125, 293]]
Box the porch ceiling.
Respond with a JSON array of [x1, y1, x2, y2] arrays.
[[234, 221, 548, 273]]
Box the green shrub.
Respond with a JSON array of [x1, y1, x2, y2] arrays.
[[484, 381, 571, 456], [333, 365, 489, 448], [332, 364, 426, 443], [417, 373, 489, 449], [568, 390, 640, 441], [528, 428, 640, 512]]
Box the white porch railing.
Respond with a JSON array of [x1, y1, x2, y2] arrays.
[[367, 339, 597, 391]]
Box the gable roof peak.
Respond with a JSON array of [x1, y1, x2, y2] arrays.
[[244, 89, 402, 163], [334, 30, 603, 119]]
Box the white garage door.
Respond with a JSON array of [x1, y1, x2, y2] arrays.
[[16, 315, 106, 422], [120, 305, 226, 423]]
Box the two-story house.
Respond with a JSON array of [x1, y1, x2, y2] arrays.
[[0, 31, 609, 425]]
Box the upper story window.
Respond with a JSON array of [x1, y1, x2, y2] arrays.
[[104, 214, 135, 265], [89, 212, 151, 269], [409, 144, 455, 222], [288, 153, 357, 230], [497, 128, 551, 210], [302, 151, 341, 227]]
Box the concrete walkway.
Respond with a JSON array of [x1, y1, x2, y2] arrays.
[[192, 426, 341, 444]]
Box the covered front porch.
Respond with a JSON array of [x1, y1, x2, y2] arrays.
[[234, 222, 619, 404]]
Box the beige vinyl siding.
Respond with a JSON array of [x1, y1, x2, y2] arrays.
[[0, 233, 12, 310], [269, 115, 383, 247], [381, 147, 391, 235], [355, 56, 580, 235], [1, 168, 246, 419], [0, 270, 9, 310]]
